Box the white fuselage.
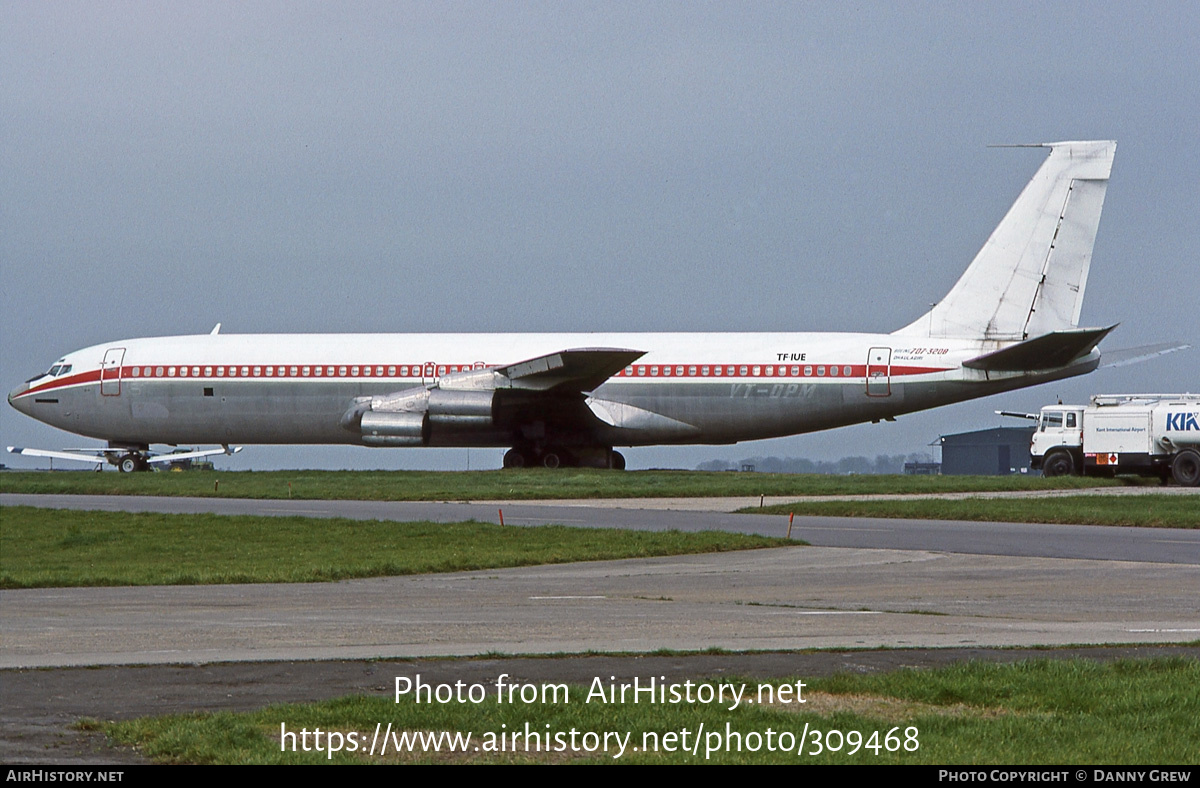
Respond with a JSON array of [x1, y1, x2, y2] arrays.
[[9, 331, 1096, 450]]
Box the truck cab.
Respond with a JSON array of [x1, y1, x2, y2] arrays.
[[1030, 406, 1085, 476]]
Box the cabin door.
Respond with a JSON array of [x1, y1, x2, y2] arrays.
[[100, 347, 125, 396], [866, 347, 891, 397]]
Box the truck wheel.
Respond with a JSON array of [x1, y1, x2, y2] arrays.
[[1171, 450, 1200, 487], [1042, 449, 1075, 477]]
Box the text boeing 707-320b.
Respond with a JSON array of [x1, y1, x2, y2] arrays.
[[10, 141, 1131, 470]]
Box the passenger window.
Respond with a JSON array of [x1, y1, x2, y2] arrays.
[[1066, 413, 1077, 428]]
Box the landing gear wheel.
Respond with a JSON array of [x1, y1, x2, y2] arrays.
[[1042, 449, 1075, 478], [118, 455, 142, 473], [1171, 450, 1200, 487], [502, 448, 527, 469], [610, 450, 626, 470], [541, 451, 562, 469]]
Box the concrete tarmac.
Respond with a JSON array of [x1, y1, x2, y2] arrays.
[[2, 494, 1198, 764]]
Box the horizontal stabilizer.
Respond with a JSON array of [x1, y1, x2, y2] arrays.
[[1099, 342, 1191, 369], [964, 325, 1116, 372]]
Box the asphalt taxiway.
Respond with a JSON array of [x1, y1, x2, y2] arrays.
[[2, 494, 1197, 668]]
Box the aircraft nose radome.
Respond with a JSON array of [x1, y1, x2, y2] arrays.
[[8, 383, 31, 414]]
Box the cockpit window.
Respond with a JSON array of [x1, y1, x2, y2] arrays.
[[48, 365, 62, 376]]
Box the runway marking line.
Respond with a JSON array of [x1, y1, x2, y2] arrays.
[[529, 596, 607, 600]]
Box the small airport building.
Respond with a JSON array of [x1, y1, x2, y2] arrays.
[[937, 427, 1037, 476]]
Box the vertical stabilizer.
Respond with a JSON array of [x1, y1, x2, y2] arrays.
[[897, 141, 1115, 340]]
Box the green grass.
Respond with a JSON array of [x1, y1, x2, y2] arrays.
[[748, 495, 1200, 528], [91, 657, 1200, 764], [0, 469, 1136, 500], [0, 507, 797, 588]]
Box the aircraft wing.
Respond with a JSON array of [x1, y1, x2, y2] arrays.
[[7, 445, 240, 467], [7, 446, 108, 465], [143, 446, 242, 465], [491, 348, 646, 392]]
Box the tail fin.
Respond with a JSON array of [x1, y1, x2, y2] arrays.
[[896, 140, 1116, 340]]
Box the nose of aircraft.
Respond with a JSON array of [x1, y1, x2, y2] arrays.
[[8, 381, 32, 415]]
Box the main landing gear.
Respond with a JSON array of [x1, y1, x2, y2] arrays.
[[116, 453, 150, 473], [502, 446, 626, 470]]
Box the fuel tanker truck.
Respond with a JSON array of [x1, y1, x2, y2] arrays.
[[1001, 394, 1200, 485]]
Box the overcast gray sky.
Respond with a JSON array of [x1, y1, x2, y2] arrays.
[[3, 2, 1196, 471]]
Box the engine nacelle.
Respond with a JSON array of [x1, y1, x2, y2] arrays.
[[427, 389, 495, 426], [353, 386, 498, 446], [360, 411, 429, 446]]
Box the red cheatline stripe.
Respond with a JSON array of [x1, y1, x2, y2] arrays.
[[16, 360, 955, 398]]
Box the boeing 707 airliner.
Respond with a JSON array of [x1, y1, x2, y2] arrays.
[[9, 141, 1117, 470]]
